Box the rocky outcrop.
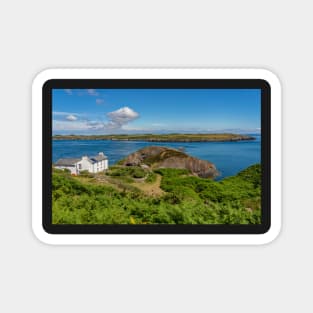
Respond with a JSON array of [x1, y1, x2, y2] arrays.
[[122, 146, 219, 179]]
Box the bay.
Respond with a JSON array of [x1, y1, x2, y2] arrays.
[[52, 134, 260, 180]]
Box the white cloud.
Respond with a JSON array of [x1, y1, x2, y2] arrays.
[[85, 107, 140, 130], [53, 111, 75, 116], [86, 121, 106, 130], [66, 114, 78, 121], [96, 98, 104, 105], [53, 120, 89, 131], [106, 106, 139, 128], [53, 107, 140, 132], [65, 89, 100, 97], [87, 89, 99, 96]]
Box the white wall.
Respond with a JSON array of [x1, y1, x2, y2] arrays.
[[77, 157, 108, 173], [77, 157, 93, 173], [1, 1, 312, 312], [96, 159, 108, 172]]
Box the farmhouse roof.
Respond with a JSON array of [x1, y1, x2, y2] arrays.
[[55, 153, 107, 166], [54, 158, 81, 166], [90, 152, 108, 162]]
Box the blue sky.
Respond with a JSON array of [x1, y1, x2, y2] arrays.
[[52, 88, 261, 134]]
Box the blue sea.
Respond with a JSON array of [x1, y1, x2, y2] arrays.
[[52, 134, 260, 180]]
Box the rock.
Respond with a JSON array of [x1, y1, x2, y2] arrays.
[[122, 146, 219, 178]]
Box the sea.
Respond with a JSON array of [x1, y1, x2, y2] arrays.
[[52, 134, 261, 180]]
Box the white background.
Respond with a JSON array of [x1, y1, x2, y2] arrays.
[[0, 0, 311, 312]]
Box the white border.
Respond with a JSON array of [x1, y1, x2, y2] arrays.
[[32, 68, 281, 245]]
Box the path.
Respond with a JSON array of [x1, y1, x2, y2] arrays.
[[132, 174, 164, 196]]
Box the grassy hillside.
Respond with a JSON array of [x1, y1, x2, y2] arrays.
[[52, 164, 261, 225]]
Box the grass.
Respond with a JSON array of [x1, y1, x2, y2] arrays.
[[106, 166, 146, 179]]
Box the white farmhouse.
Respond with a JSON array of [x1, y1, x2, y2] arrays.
[[54, 152, 108, 175]]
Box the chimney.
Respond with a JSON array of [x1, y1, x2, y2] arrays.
[[82, 156, 88, 160], [98, 152, 104, 156]]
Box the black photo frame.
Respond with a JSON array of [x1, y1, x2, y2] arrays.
[[43, 79, 271, 235]]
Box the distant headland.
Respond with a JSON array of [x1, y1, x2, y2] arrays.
[[52, 133, 255, 142]]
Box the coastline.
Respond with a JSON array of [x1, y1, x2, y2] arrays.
[[52, 133, 256, 142]]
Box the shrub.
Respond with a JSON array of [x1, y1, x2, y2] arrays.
[[52, 164, 261, 225], [79, 170, 94, 178], [106, 166, 146, 179], [146, 172, 157, 183], [131, 168, 146, 178]]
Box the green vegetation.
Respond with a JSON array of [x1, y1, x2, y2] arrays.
[[52, 133, 255, 142], [52, 164, 261, 225], [145, 172, 157, 183], [106, 166, 146, 179]]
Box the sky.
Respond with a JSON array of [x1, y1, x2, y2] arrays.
[[52, 88, 261, 135]]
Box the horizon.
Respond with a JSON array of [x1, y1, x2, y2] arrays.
[[52, 88, 261, 135], [53, 131, 261, 136]]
